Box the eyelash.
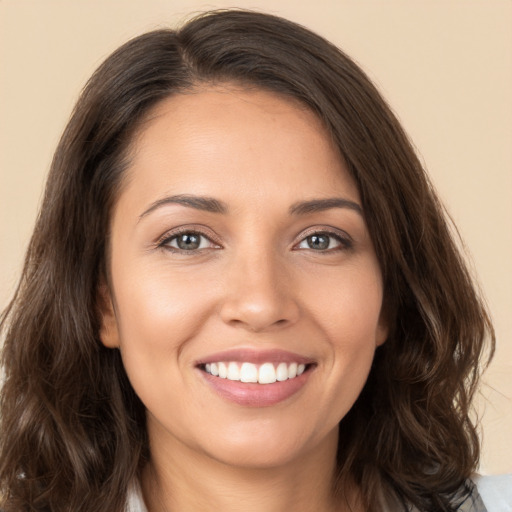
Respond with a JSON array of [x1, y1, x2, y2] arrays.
[[156, 227, 353, 254]]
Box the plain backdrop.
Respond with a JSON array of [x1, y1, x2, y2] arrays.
[[1, 0, 511, 474]]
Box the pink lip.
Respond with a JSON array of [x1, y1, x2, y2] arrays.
[[195, 348, 315, 407], [196, 348, 314, 366], [199, 368, 312, 407]]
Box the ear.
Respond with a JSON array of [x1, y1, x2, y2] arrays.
[[97, 281, 120, 349], [375, 300, 392, 347], [375, 317, 388, 347]]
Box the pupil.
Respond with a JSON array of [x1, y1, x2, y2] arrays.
[[308, 234, 329, 250], [177, 234, 200, 250]]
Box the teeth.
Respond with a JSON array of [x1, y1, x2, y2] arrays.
[[276, 362, 288, 382], [227, 362, 240, 380], [258, 363, 277, 384], [218, 362, 227, 379], [240, 362, 258, 383], [203, 361, 309, 384]]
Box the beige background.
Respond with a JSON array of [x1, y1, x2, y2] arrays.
[[1, 1, 511, 474]]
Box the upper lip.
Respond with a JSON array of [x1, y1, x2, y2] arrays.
[[196, 348, 315, 366]]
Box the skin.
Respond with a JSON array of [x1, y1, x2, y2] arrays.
[[99, 86, 387, 512]]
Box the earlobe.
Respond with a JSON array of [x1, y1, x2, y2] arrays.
[[376, 301, 391, 347], [376, 320, 388, 347], [97, 282, 120, 348]]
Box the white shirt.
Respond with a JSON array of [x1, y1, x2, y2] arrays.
[[473, 474, 512, 512], [126, 474, 512, 511]]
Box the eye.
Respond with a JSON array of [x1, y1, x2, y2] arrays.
[[296, 231, 352, 252], [158, 230, 220, 252]]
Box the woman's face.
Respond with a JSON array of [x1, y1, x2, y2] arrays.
[[100, 86, 387, 469]]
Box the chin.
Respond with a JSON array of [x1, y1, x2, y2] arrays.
[[198, 421, 338, 471]]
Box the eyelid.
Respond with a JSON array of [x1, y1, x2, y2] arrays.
[[297, 226, 352, 241]]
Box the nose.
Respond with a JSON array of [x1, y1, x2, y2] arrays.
[[219, 250, 300, 333]]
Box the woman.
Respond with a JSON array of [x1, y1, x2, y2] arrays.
[[0, 9, 498, 512]]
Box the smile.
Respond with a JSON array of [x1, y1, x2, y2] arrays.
[[203, 361, 306, 384], [197, 349, 315, 407]]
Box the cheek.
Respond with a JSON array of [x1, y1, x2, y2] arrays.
[[319, 322, 380, 430], [109, 265, 217, 397], [113, 264, 213, 345], [331, 279, 385, 382], [110, 270, 214, 425], [302, 263, 385, 342], [301, 265, 384, 410]]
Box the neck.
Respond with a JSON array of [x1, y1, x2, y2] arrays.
[[141, 429, 360, 512]]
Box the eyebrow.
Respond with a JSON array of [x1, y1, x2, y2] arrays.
[[289, 198, 363, 216], [139, 194, 228, 221], [138, 194, 363, 221]]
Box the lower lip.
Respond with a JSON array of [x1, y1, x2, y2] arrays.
[[199, 368, 311, 407]]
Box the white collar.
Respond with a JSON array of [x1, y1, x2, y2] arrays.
[[126, 479, 148, 512]]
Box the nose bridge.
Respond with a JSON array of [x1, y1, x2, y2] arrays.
[[219, 242, 299, 331]]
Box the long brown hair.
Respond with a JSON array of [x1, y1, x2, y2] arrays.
[[0, 10, 494, 512]]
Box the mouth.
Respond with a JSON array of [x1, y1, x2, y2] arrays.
[[196, 349, 316, 407], [200, 361, 309, 384]]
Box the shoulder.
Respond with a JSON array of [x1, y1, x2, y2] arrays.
[[380, 476, 511, 512], [124, 475, 512, 512], [471, 474, 512, 512]]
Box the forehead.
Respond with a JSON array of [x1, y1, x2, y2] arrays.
[[119, 85, 359, 210]]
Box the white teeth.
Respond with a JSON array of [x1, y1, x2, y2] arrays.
[[203, 361, 309, 384], [276, 362, 288, 382], [218, 362, 227, 378], [227, 362, 240, 380], [240, 362, 258, 383], [258, 362, 277, 384]]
